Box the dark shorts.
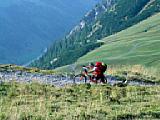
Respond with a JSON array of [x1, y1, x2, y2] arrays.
[[96, 75, 105, 82], [91, 74, 105, 83]]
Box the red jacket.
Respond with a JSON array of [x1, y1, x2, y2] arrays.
[[93, 66, 103, 76]]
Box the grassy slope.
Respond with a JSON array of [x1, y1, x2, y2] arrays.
[[77, 13, 160, 68], [1, 82, 160, 120]]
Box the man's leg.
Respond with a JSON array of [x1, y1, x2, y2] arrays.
[[90, 75, 97, 83], [100, 75, 105, 83]]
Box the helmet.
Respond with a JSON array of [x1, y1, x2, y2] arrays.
[[95, 62, 102, 67]]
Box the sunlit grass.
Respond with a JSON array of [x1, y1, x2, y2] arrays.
[[1, 82, 160, 120], [77, 13, 160, 68]]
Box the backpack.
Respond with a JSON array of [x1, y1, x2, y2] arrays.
[[95, 62, 107, 73], [95, 62, 102, 67]]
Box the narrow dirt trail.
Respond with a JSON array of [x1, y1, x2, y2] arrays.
[[0, 71, 159, 87]]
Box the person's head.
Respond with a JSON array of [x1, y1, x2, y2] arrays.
[[89, 63, 94, 67], [81, 65, 86, 69]]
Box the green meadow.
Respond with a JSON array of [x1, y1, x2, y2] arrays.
[[1, 82, 160, 120], [77, 13, 160, 68]]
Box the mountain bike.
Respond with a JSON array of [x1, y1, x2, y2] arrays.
[[73, 67, 107, 84]]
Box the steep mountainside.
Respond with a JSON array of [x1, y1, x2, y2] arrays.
[[77, 12, 160, 68], [0, 0, 100, 65], [31, 0, 160, 69]]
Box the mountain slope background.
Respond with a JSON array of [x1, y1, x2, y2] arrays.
[[0, 0, 100, 65], [31, 0, 160, 69], [77, 12, 160, 68]]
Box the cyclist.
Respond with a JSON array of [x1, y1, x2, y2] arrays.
[[80, 65, 88, 81], [80, 63, 94, 81], [88, 62, 106, 83], [79, 62, 107, 84]]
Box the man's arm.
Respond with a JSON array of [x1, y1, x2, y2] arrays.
[[88, 67, 96, 73]]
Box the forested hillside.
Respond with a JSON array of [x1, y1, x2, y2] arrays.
[[31, 0, 160, 69]]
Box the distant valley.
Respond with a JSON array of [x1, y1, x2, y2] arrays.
[[0, 0, 100, 65]]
